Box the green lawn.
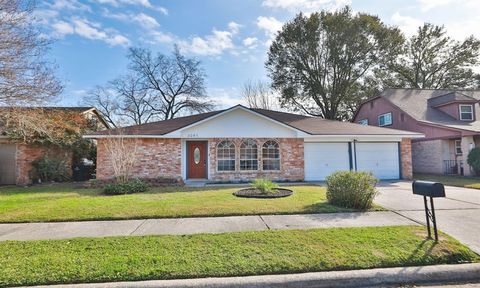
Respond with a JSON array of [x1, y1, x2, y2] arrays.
[[0, 184, 373, 223], [414, 173, 480, 189], [0, 226, 477, 287]]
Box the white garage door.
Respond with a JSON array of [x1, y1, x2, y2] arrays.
[[355, 142, 399, 180], [304, 143, 351, 181]]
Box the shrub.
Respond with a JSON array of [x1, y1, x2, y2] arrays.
[[467, 147, 480, 175], [325, 171, 378, 210], [252, 179, 278, 194], [103, 179, 149, 195], [30, 155, 70, 183]]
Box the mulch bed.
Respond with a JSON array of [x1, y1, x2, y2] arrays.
[[233, 188, 293, 198]]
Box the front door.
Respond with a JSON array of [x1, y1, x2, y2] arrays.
[[187, 141, 207, 179]]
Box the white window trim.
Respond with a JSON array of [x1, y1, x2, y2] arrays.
[[240, 139, 259, 171], [378, 112, 392, 127], [262, 140, 281, 171], [358, 119, 368, 125], [455, 140, 462, 155], [459, 104, 474, 121], [216, 140, 236, 172]]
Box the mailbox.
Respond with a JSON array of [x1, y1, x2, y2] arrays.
[[412, 180, 446, 242], [412, 180, 445, 198]]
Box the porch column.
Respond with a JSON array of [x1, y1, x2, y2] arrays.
[[461, 136, 475, 176]]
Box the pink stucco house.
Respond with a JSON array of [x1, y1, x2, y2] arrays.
[[85, 105, 421, 183], [354, 89, 480, 176]]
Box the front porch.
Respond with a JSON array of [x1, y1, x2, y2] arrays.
[[413, 135, 479, 176]]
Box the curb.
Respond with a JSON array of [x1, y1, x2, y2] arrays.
[[27, 263, 480, 288]]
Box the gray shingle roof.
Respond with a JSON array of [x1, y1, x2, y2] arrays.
[[88, 105, 421, 137], [379, 89, 480, 132]]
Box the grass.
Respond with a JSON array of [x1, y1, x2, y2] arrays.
[[0, 226, 477, 287], [414, 173, 480, 189], [0, 184, 380, 223]]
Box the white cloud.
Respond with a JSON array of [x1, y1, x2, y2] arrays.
[[179, 22, 241, 56], [52, 20, 74, 36], [418, 0, 454, 11], [103, 10, 160, 30], [228, 21, 242, 34], [72, 18, 108, 40], [243, 37, 258, 48], [261, 0, 350, 12], [149, 30, 175, 44], [181, 30, 235, 56], [132, 13, 160, 29], [105, 34, 131, 46], [32, 9, 59, 25], [391, 12, 423, 37], [256, 16, 282, 41], [50, 0, 91, 12], [59, 18, 131, 47], [208, 87, 244, 108], [95, 0, 168, 15]]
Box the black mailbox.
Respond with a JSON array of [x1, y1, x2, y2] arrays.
[[412, 180, 446, 242], [412, 180, 445, 198]]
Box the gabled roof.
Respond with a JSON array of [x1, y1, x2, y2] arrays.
[[427, 91, 478, 107], [86, 105, 422, 138], [374, 89, 480, 133]]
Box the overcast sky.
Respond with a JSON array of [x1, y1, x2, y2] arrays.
[[35, 0, 480, 108]]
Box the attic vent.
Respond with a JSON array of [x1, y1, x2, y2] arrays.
[[370, 101, 374, 109], [401, 113, 405, 122]]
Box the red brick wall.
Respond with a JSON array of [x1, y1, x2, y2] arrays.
[[208, 138, 304, 181], [16, 144, 72, 185], [400, 138, 413, 180], [96, 138, 182, 180]]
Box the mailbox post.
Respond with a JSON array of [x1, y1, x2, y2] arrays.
[[412, 180, 446, 241]]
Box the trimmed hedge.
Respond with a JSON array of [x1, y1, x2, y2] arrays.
[[325, 170, 378, 210], [103, 179, 149, 195]]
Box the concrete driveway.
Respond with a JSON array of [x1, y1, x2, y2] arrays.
[[375, 181, 480, 254]]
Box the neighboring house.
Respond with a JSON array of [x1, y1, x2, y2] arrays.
[[353, 89, 480, 176], [85, 105, 422, 183], [0, 107, 109, 185]]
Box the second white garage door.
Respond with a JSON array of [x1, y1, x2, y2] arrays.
[[304, 142, 350, 181], [355, 142, 400, 180]]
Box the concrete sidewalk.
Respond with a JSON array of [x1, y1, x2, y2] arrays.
[[0, 211, 415, 241]]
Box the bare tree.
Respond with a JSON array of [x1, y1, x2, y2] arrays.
[[101, 130, 139, 184], [242, 80, 280, 110], [0, 0, 62, 105], [111, 74, 159, 125], [128, 46, 215, 120], [83, 86, 119, 128]]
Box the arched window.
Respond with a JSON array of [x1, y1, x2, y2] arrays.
[[217, 140, 236, 171], [240, 139, 258, 170], [262, 140, 280, 171]]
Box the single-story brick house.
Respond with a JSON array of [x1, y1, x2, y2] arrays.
[[85, 105, 422, 182], [0, 107, 109, 185], [353, 89, 480, 176]]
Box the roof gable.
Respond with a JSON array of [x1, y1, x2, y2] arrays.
[[376, 88, 480, 133], [428, 91, 478, 107], [167, 105, 305, 137]]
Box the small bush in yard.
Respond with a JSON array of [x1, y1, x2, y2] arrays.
[[467, 147, 480, 175], [325, 171, 378, 210], [30, 155, 70, 183], [252, 179, 278, 194], [103, 179, 149, 195]]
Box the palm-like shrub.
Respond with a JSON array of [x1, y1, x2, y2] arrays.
[[252, 179, 278, 194]]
